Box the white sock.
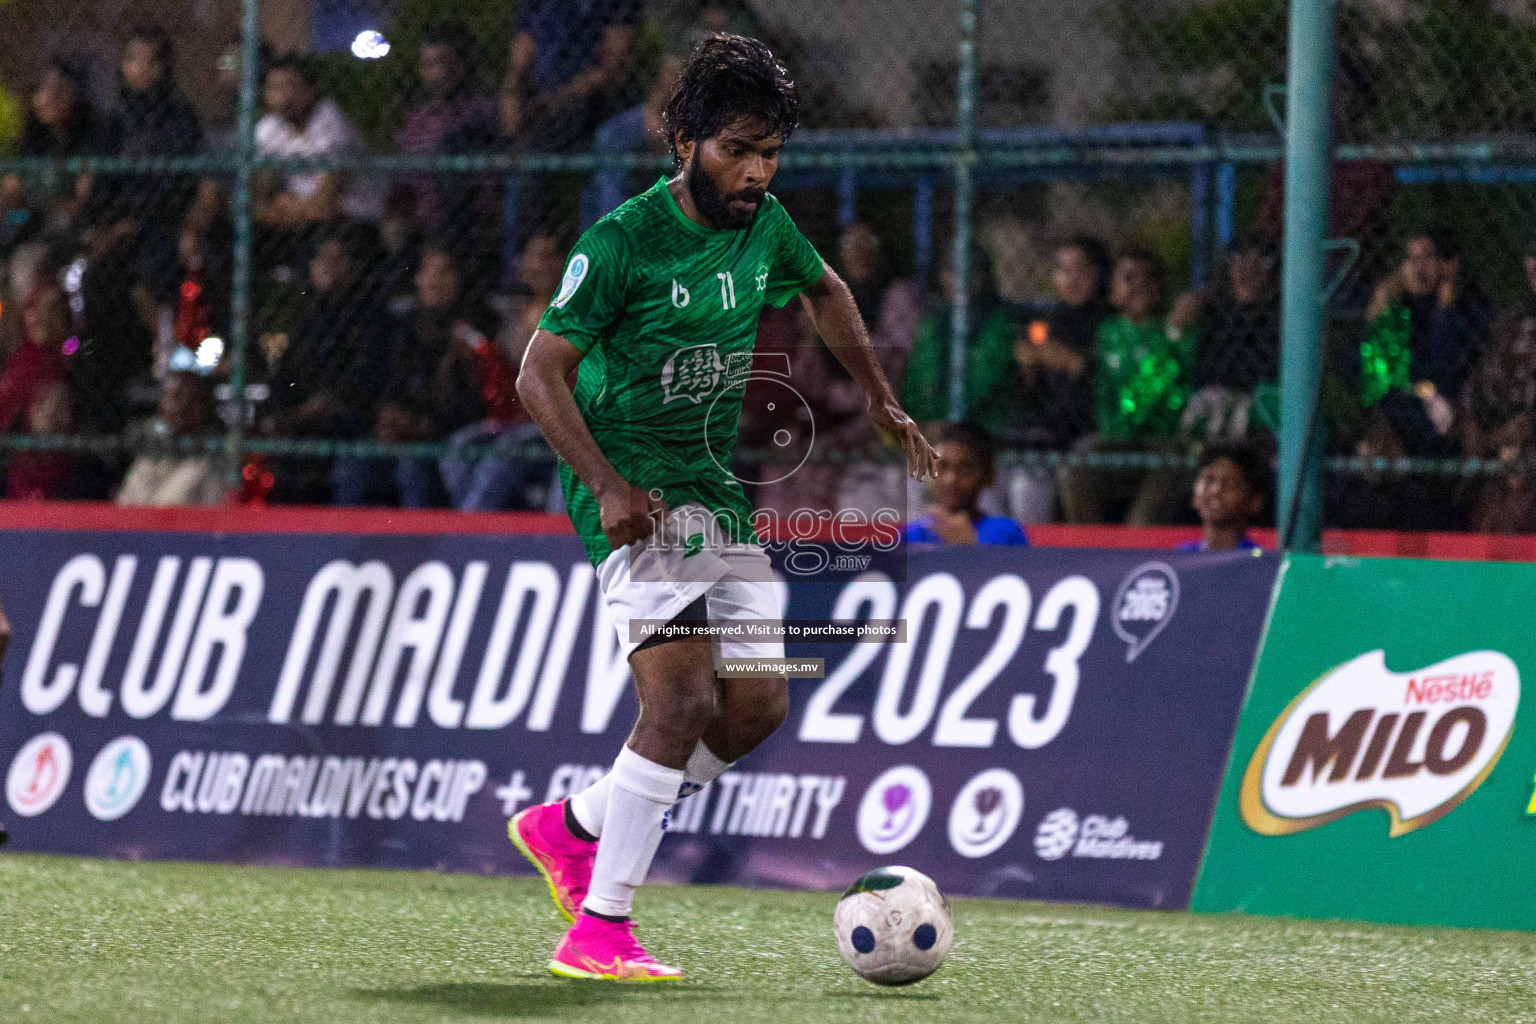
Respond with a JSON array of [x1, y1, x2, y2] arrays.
[[569, 741, 733, 838], [568, 775, 612, 839], [583, 746, 685, 918], [679, 740, 733, 799]]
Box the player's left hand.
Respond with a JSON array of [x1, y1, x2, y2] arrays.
[[868, 396, 938, 480]]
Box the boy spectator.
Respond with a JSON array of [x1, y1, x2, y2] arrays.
[[1361, 230, 1490, 445], [117, 372, 227, 507], [255, 55, 381, 229], [902, 245, 1023, 441], [904, 422, 1029, 546], [333, 243, 484, 507], [1058, 249, 1198, 525], [1176, 443, 1267, 553]]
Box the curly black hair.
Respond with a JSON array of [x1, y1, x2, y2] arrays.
[[1196, 442, 1271, 501], [662, 34, 799, 165], [940, 421, 997, 467]]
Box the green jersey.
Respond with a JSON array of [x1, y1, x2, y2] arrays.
[[539, 177, 826, 566]]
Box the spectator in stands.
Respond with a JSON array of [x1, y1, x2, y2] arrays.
[[182, 36, 271, 252], [904, 422, 1028, 546], [0, 58, 106, 240], [0, 283, 68, 435], [255, 56, 381, 230], [1057, 249, 1198, 525], [1015, 236, 1111, 450], [2, 287, 79, 499], [1522, 240, 1536, 319], [499, 0, 640, 148], [439, 232, 559, 511], [826, 222, 925, 515], [1175, 443, 1267, 552], [1360, 229, 1490, 452], [841, 222, 923, 383], [333, 243, 484, 507], [8, 382, 79, 500], [395, 23, 499, 293], [1461, 311, 1536, 533], [260, 221, 387, 496], [902, 245, 1023, 442], [499, 0, 641, 273], [117, 372, 227, 507], [1185, 234, 1280, 443], [87, 26, 203, 303], [581, 2, 763, 226], [1007, 236, 1112, 523]]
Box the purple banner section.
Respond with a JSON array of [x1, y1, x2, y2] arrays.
[[0, 529, 1276, 909]]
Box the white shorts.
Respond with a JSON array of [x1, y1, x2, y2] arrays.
[[596, 503, 786, 666]]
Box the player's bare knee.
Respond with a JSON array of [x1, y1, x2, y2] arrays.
[[744, 678, 789, 740], [638, 673, 717, 745]]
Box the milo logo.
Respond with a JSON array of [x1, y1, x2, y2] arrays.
[[1241, 649, 1519, 837]]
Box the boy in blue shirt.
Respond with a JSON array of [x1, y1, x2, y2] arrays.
[[1176, 442, 1267, 553], [905, 422, 1029, 546]]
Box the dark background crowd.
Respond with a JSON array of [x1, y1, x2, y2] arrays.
[[0, 4, 1532, 537]]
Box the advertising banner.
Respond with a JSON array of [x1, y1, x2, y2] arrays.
[[0, 524, 1274, 909], [1193, 554, 1536, 930]]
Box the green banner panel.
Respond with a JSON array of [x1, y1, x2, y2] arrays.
[[1192, 553, 1536, 930]]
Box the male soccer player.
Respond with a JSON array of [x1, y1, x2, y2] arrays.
[[510, 34, 937, 981]]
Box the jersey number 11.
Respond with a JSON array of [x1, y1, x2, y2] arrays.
[[717, 272, 738, 310]]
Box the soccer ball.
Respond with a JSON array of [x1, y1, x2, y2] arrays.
[[833, 865, 954, 985]]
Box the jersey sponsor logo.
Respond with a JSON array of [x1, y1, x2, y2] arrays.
[[671, 278, 691, 307], [84, 735, 153, 821], [947, 768, 1024, 858], [660, 344, 725, 404], [552, 253, 590, 309], [1112, 562, 1179, 662], [7, 732, 72, 817], [856, 765, 931, 854], [1240, 649, 1518, 838]]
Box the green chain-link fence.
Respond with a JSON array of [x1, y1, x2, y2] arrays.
[[0, 0, 1529, 532]]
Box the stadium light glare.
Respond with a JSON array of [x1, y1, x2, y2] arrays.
[[351, 30, 390, 60]]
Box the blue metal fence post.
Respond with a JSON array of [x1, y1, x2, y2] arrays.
[[1278, 0, 1335, 550], [225, 0, 260, 488]]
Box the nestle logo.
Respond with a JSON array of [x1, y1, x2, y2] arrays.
[[1405, 673, 1493, 705], [1242, 650, 1519, 838]]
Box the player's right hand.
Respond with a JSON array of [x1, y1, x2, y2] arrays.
[[598, 481, 669, 550]]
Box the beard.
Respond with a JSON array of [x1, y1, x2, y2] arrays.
[[687, 148, 766, 230]]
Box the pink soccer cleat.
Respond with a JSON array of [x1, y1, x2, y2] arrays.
[[508, 801, 595, 922], [548, 913, 683, 982]]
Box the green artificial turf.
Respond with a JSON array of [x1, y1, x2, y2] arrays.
[[3, 852, 1535, 1023]]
